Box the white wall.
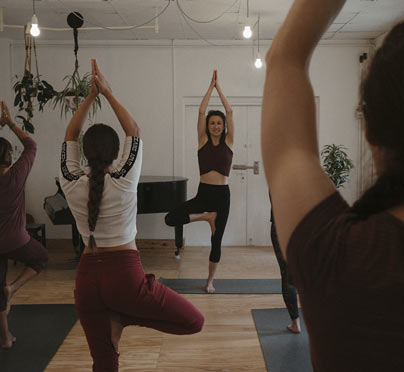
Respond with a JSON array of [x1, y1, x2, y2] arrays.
[[0, 39, 370, 242]]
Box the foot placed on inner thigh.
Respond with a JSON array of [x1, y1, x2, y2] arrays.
[[206, 212, 217, 236], [110, 312, 123, 354]]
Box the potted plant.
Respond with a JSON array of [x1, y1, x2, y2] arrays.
[[320, 144, 354, 188], [53, 69, 101, 118]]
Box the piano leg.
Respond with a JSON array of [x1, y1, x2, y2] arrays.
[[174, 225, 183, 259]]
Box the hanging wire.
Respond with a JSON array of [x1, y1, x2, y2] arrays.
[[176, 0, 240, 24], [257, 15, 260, 53], [178, 8, 220, 47], [56, 0, 171, 31], [32, 0, 36, 15]]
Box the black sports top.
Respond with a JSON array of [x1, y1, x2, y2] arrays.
[[198, 139, 233, 177]]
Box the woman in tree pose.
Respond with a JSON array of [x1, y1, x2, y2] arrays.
[[60, 59, 203, 372], [165, 70, 234, 293], [0, 101, 48, 349], [262, 0, 404, 370]]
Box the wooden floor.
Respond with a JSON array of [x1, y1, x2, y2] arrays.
[[7, 240, 290, 372]]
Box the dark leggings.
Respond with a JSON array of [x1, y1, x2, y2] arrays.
[[0, 237, 48, 312], [165, 183, 230, 263], [270, 210, 299, 320]]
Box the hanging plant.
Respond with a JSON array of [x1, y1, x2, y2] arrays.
[[52, 12, 101, 118], [53, 69, 101, 118], [13, 27, 56, 133], [320, 144, 354, 189]]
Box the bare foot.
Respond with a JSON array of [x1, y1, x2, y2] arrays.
[[206, 212, 217, 236], [110, 312, 123, 354], [1, 332, 16, 349], [205, 282, 215, 293], [287, 319, 301, 334]]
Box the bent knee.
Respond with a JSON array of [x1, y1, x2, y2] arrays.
[[164, 213, 175, 227], [187, 314, 204, 334]]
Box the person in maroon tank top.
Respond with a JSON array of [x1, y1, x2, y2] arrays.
[[0, 101, 48, 349], [165, 70, 234, 293], [262, 1, 404, 371]]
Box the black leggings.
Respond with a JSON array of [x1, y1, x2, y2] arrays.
[[270, 209, 299, 320], [165, 183, 230, 263]]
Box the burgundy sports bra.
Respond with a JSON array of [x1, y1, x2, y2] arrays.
[[198, 139, 233, 177]]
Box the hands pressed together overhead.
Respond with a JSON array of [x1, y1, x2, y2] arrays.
[[0, 101, 13, 128], [90, 59, 112, 97]]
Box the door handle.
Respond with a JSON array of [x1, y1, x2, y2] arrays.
[[232, 161, 259, 175]]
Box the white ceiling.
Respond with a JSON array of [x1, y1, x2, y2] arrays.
[[0, 0, 404, 42]]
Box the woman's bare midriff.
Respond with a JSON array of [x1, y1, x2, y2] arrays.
[[82, 238, 137, 255], [200, 170, 228, 185]]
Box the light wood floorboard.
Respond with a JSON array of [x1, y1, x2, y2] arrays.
[[7, 240, 291, 372]]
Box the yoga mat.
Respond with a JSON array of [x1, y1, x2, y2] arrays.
[[0, 304, 78, 372], [252, 308, 313, 372], [158, 278, 282, 294]]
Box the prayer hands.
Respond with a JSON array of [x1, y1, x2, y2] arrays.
[[210, 69, 220, 89], [0, 101, 12, 127], [91, 59, 112, 96]]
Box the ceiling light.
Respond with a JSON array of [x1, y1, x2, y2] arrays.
[[243, 0, 252, 39], [243, 25, 252, 39], [30, 14, 40, 37], [254, 16, 262, 69], [30, 1, 40, 37], [255, 55, 262, 69]]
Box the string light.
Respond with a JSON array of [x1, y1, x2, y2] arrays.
[[30, 0, 40, 37], [254, 16, 262, 69], [243, 0, 252, 39]]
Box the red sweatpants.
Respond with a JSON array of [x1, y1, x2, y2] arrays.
[[75, 249, 204, 372]]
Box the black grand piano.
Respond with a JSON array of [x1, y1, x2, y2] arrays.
[[44, 176, 187, 259]]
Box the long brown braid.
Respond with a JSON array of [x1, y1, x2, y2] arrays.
[[83, 124, 119, 249]]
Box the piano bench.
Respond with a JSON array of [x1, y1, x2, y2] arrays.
[[26, 223, 46, 248]]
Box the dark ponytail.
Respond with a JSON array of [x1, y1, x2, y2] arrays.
[[83, 124, 119, 249], [353, 21, 404, 219]]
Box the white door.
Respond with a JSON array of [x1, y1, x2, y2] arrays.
[[184, 103, 270, 246]]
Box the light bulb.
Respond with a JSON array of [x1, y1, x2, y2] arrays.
[[255, 57, 263, 69], [30, 14, 40, 37], [243, 25, 252, 39]]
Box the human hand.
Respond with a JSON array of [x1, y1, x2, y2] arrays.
[[210, 70, 217, 88], [214, 70, 220, 88], [89, 60, 99, 98], [92, 59, 112, 96], [0, 101, 12, 128]]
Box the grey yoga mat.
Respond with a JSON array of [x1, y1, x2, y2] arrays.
[[158, 278, 282, 294], [252, 308, 313, 372], [0, 304, 78, 372]]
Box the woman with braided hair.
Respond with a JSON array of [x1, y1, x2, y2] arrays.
[[261, 0, 404, 370], [60, 59, 203, 372]]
